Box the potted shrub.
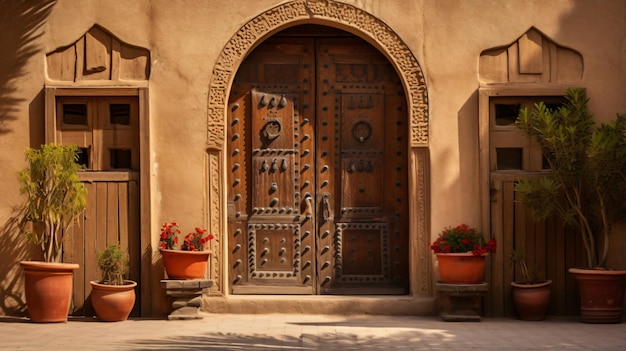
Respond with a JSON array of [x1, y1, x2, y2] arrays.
[[90, 245, 137, 321], [515, 88, 626, 323], [159, 222, 214, 279], [17, 143, 87, 322], [430, 224, 497, 284], [510, 250, 552, 321]]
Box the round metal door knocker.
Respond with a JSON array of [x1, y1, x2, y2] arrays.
[[352, 120, 372, 143], [262, 119, 282, 140]]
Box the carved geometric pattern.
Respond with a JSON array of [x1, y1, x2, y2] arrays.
[[334, 222, 390, 282], [247, 223, 301, 279], [415, 148, 431, 295]]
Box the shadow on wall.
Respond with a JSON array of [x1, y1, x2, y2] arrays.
[[0, 0, 56, 135], [0, 208, 34, 316], [0, 0, 56, 316]]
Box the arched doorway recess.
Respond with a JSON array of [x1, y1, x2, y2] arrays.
[[206, 0, 430, 297]]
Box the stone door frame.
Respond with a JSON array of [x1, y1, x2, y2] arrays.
[[206, 0, 431, 297]]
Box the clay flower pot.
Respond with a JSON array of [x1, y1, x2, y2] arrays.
[[435, 253, 486, 284], [20, 261, 79, 323], [90, 280, 137, 322], [160, 249, 210, 279], [511, 280, 552, 321], [569, 268, 626, 323]]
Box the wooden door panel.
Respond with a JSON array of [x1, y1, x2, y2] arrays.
[[317, 38, 408, 294], [229, 38, 316, 294]]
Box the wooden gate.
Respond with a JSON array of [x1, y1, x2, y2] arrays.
[[64, 172, 140, 316], [227, 33, 409, 294], [488, 172, 583, 316]]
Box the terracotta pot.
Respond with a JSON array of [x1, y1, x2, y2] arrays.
[[435, 253, 486, 284], [20, 261, 79, 323], [90, 280, 137, 322], [569, 268, 626, 323], [511, 280, 552, 321], [160, 249, 210, 279]]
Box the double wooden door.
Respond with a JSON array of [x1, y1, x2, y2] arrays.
[[227, 37, 408, 295]]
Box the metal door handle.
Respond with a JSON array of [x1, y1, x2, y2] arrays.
[[321, 193, 332, 223], [303, 194, 313, 219]]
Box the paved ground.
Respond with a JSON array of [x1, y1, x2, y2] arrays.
[[1, 314, 625, 350]]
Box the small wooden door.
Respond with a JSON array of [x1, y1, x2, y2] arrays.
[[228, 34, 408, 294], [54, 95, 141, 316]]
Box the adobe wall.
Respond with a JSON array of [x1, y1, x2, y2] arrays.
[[0, 0, 624, 316]]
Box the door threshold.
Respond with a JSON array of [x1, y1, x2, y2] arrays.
[[201, 295, 437, 316]]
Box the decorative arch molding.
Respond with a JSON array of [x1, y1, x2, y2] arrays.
[[206, 0, 431, 296], [207, 0, 428, 149]]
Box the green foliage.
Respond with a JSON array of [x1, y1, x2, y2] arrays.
[[96, 245, 129, 286], [515, 88, 626, 268], [510, 250, 539, 284], [18, 144, 87, 263]]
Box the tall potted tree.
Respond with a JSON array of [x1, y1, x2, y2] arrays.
[[515, 88, 626, 323], [18, 143, 87, 322]]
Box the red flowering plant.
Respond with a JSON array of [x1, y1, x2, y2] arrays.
[[430, 224, 497, 256], [181, 227, 214, 251], [159, 222, 214, 251]]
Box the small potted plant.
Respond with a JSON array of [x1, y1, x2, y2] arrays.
[[510, 250, 552, 321], [515, 88, 626, 323], [159, 222, 214, 279], [430, 224, 497, 284], [90, 244, 137, 322], [17, 143, 87, 322]]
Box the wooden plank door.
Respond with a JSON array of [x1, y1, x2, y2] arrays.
[[56, 96, 141, 316], [489, 172, 583, 317], [65, 172, 140, 316], [227, 36, 408, 295], [315, 39, 408, 294]]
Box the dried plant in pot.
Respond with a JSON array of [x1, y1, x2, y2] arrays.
[[515, 88, 626, 323], [90, 244, 136, 322], [510, 250, 552, 321], [17, 144, 87, 322]]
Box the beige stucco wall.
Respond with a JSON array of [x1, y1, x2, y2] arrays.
[[1, 0, 624, 317]]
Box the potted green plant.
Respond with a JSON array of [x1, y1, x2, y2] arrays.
[[159, 222, 214, 279], [510, 250, 552, 321], [17, 143, 87, 322], [515, 88, 626, 323], [90, 244, 137, 322], [430, 224, 497, 284]]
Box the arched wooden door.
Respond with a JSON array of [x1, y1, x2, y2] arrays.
[[227, 29, 408, 295]]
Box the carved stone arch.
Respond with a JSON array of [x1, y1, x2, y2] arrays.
[[206, 0, 431, 296]]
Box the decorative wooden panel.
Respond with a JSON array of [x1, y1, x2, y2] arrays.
[[46, 25, 150, 82], [317, 38, 408, 295], [228, 35, 408, 295], [479, 27, 583, 84], [228, 38, 316, 294]]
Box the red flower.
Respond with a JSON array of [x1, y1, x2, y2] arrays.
[[430, 224, 496, 256]]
